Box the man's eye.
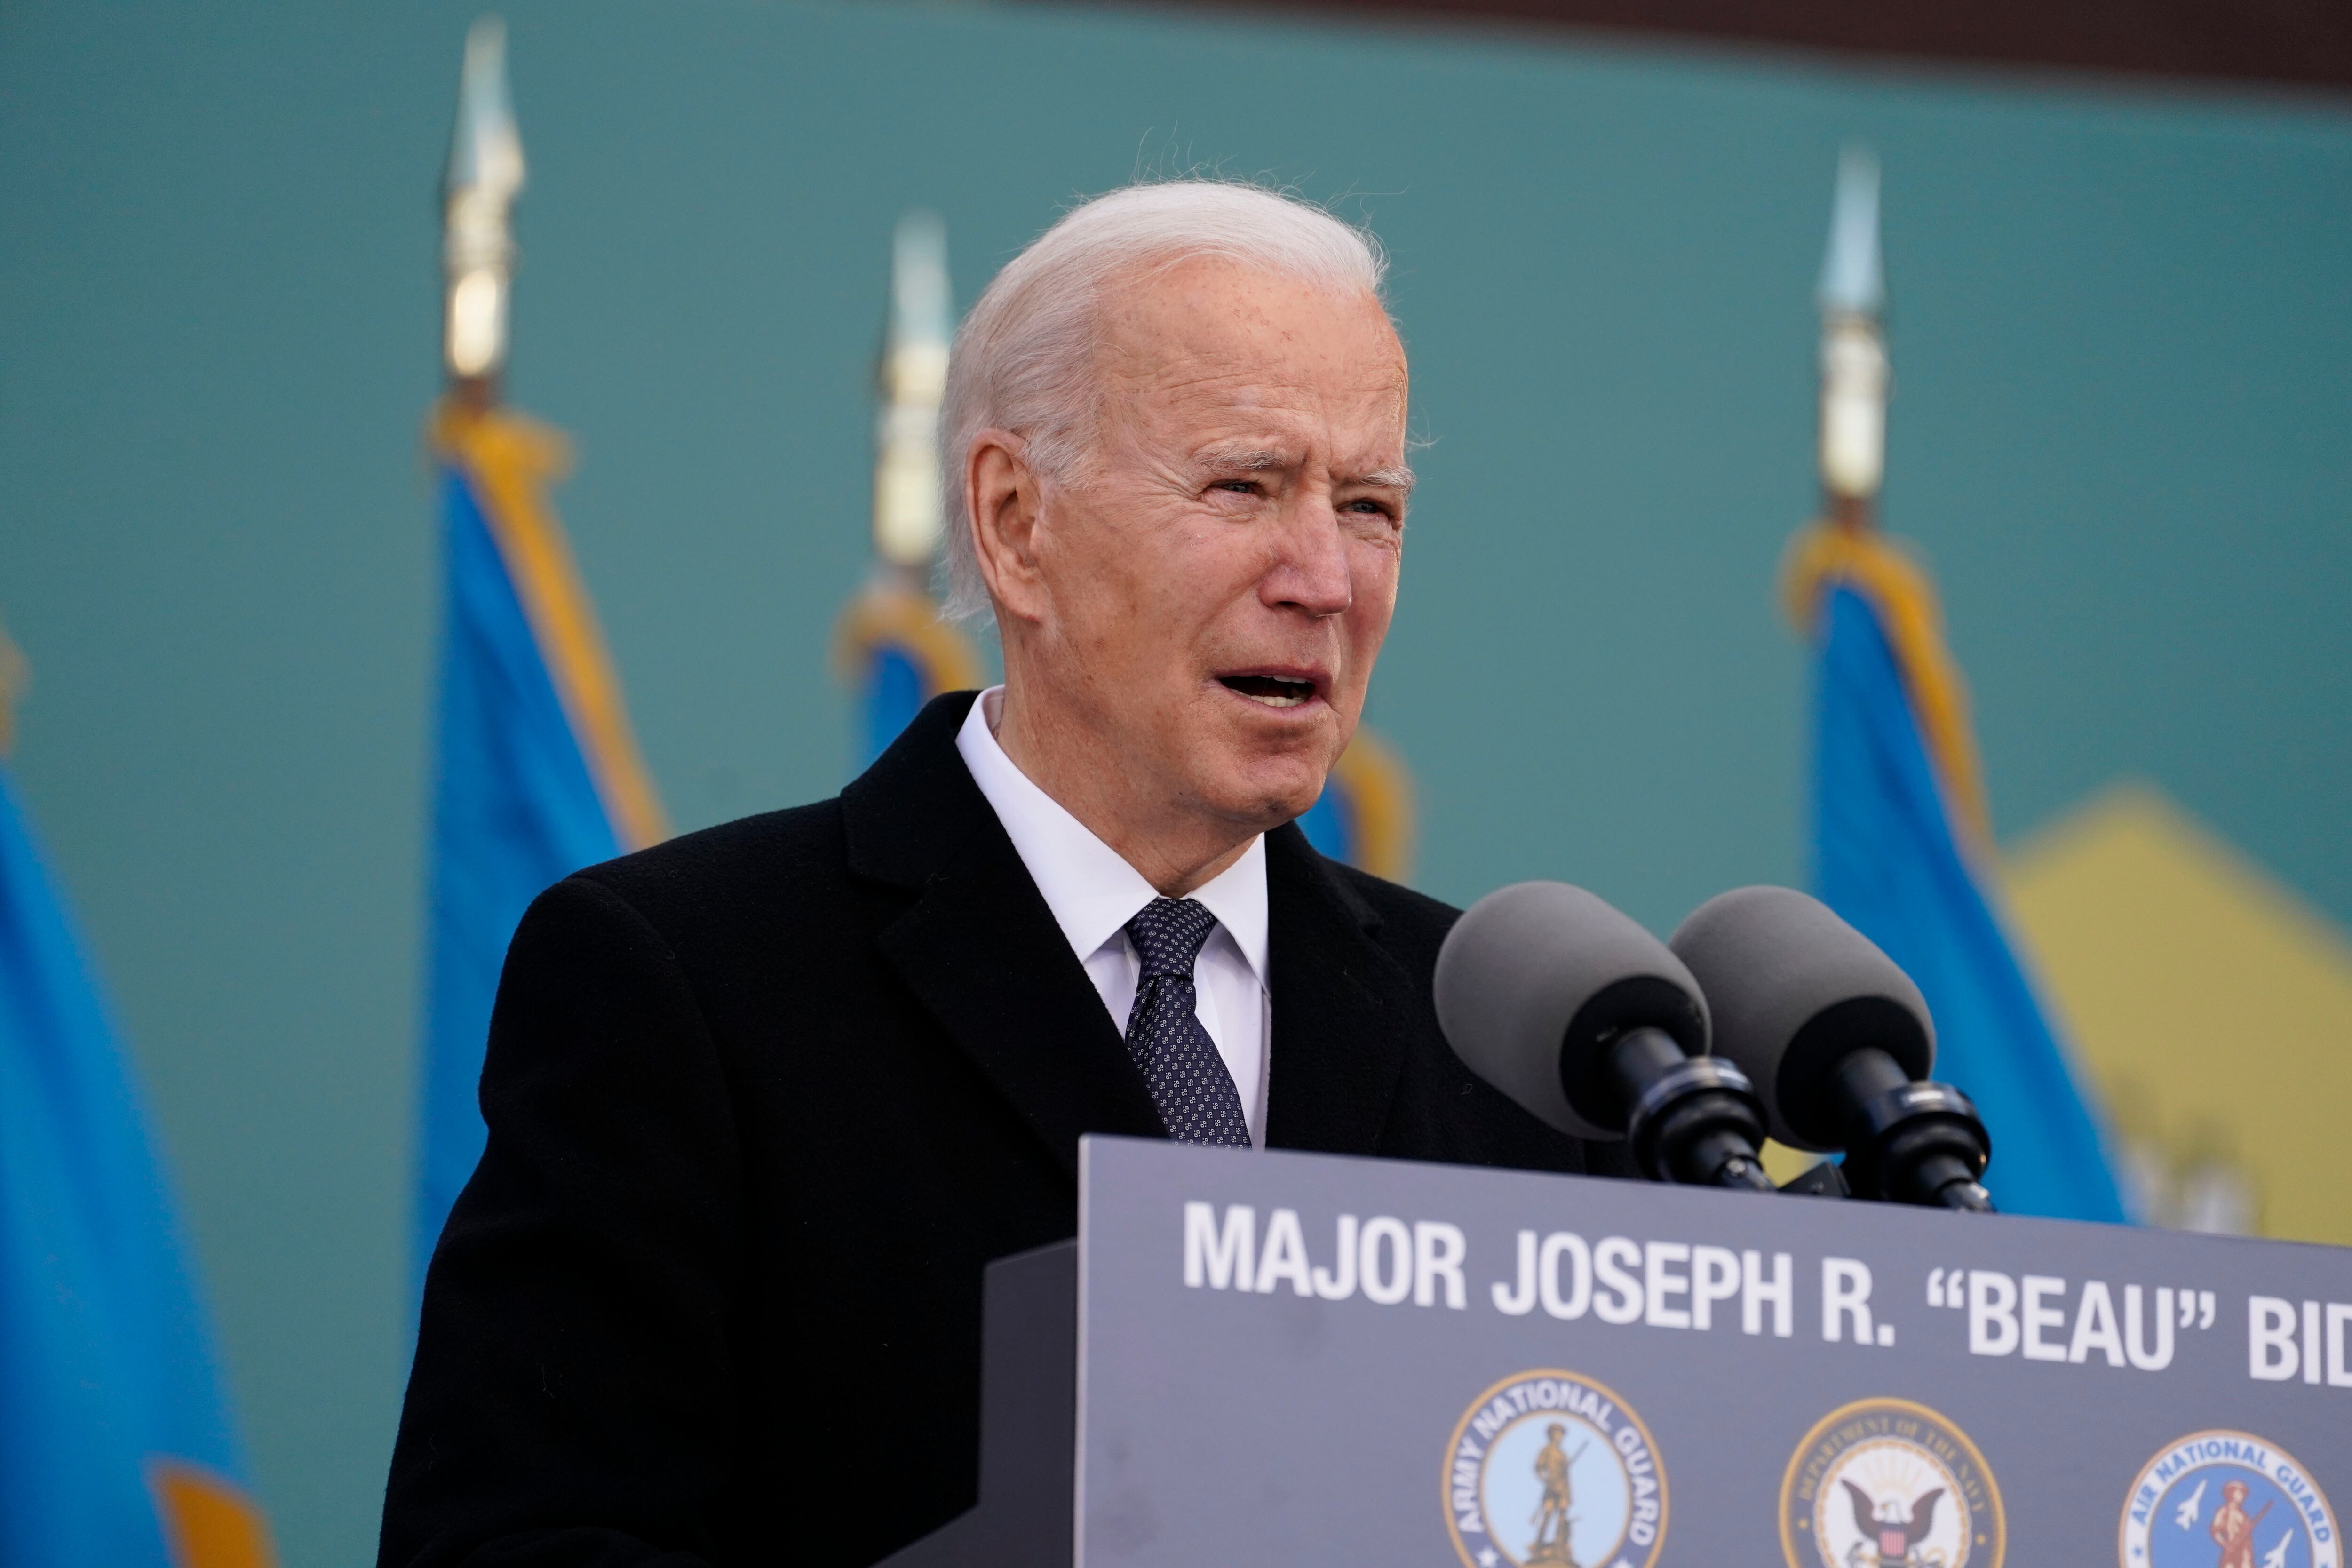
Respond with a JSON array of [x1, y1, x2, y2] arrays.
[[1212, 479, 1259, 495]]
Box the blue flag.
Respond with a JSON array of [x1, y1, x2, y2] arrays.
[[0, 765, 275, 1566], [859, 643, 931, 766], [834, 580, 981, 770], [1796, 526, 2125, 1222], [417, 405, 665, 1289]]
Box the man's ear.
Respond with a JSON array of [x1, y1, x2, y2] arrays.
[[966, 430, 1047, 624]]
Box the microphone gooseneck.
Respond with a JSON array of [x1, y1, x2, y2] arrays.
[[1607, 1027, 1775, 1190], [1829, 1048, 1995, 1211], [1432, 882, 1773, 1192], [1669, 885, 1995, 1212]]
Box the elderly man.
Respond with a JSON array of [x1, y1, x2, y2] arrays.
[[379, 181, 1605, 1568]]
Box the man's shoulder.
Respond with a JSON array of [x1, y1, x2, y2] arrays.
[[569, 797, 853, 934], [1321, 859, 1462, 967]]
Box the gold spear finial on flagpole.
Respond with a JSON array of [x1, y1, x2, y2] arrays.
[[872, 209, 953, 587], [1817, 145, 1887, 532], [1783, 147, 1994, 843], [442, 16, 525, 406], [832, 211, 981, 744]]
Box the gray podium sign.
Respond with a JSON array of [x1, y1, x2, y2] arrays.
[[897, 1136, 2352, 1568]]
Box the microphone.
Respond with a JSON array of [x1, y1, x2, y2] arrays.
[[1668, 886, 1995, 1212], [1434, 881, 1773, 1191]]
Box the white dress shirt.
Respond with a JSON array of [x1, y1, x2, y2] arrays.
[[955, 687, 1271, 1145]]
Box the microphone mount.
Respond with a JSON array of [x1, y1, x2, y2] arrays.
[[1605, 1027, 1774, 1191], [1827, 1046, 1994, 1211]]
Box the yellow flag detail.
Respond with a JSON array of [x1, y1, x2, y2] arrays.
[[831, 580, 984, 696], [430, 400, 667, 851], [1329, 726, 1415, 884], [1782, 519, 1991, 849], [147, 1459, 277, 1568]]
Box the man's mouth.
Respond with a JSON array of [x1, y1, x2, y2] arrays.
[[1218, 673, 1320, 710]]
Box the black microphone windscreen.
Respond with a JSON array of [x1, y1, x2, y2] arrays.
[[1435, 882, 1710, 1140], [1668, 886, 1933, 1150]]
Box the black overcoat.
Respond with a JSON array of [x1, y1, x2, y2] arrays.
[[379, 692, 1612, 1568]]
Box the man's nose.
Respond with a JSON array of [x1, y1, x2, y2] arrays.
[[1260, 497, 1353, 617]]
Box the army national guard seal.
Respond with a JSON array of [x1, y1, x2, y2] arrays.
[[1780, 1397, 2004, 1568], [2119, 1431, 2340, 1568], [1442, 1369, 1665, 1568]]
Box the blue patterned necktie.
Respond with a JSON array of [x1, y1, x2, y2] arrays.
[[1121, 898, 1252, 1147]]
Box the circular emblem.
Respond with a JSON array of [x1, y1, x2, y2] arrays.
[[2120, 1430, 2340, 1568], [1441, 1369, 1666, 1568], [1780, 1397, 2004, 1568]]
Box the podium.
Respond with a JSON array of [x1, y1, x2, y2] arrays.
[[885, 1136, 2351, 1568]]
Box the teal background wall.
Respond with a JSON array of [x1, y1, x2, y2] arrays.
[[3, 1, 2347, 1561]]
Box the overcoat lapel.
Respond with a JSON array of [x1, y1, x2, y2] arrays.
[[1261, 824, 1411, 1155], [844, 696, 1414, 1168], [844, 694, 1166, 1179]]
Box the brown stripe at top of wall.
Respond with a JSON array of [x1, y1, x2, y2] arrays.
[[1148, 0, 2352, 95]]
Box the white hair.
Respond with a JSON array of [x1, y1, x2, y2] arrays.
[[939, 180, 1391, 621]]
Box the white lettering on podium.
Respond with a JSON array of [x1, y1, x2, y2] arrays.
[[1491, 1231, 1538, 1316], [1183, 1200, 2324, 1385], [1311, 1215, 1357, 1301], [1592, 1236, 1643, 1324], [2246, 1294, 2352, 1385], [1743, 1249, 1793, 1338], [2067, 1280, 2124, 1366], [1184, 1202, 1253, 1291], [2251, 1296, 2299, 1380], [1643, 1242, 1691, 1329], [1185, 1205, 1472, 1312], [1254, 1208, 1312, 1297], [1692, 1245, 1740, 1331], [2124, 1286, 2175, 1371], [2021, 1275, 2068, 1361], [1415, 1222, 1469, 1309], [1822, 1258, 1875, 1344], [1491, 1231, 1757, 1331], [1542, 1233, 1593, 1321], [1966, 1273, 2216, 1373], [1969, 1270, 2019, 1356], [1359, 1217, 1414, 1305]]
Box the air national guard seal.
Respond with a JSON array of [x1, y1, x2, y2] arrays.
[[1442, 1369, 1665, 1568], [2119, 1430, 2340, 1568], [1780, 1397, 2005, 1568]]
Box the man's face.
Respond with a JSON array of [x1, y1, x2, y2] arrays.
[[1016, 258, 1410, 835]]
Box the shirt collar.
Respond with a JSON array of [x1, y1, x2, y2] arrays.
[[954, 686, 1270, 988]]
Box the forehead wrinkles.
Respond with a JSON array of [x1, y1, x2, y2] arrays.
[[1104, 347, 1410, 466], [1095, 261, 1404, 397]]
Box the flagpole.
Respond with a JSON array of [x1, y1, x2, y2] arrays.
[[442, 16, 523, 413], [1784, 148, 2127, 1221], [834, 212, 982, 765], [1786, 147, 1991, 843], [873, 210, 953, 594], [414, 11, 668, 1296], [425, 16, 664, 850], [1816, 145, 1887, 535]]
